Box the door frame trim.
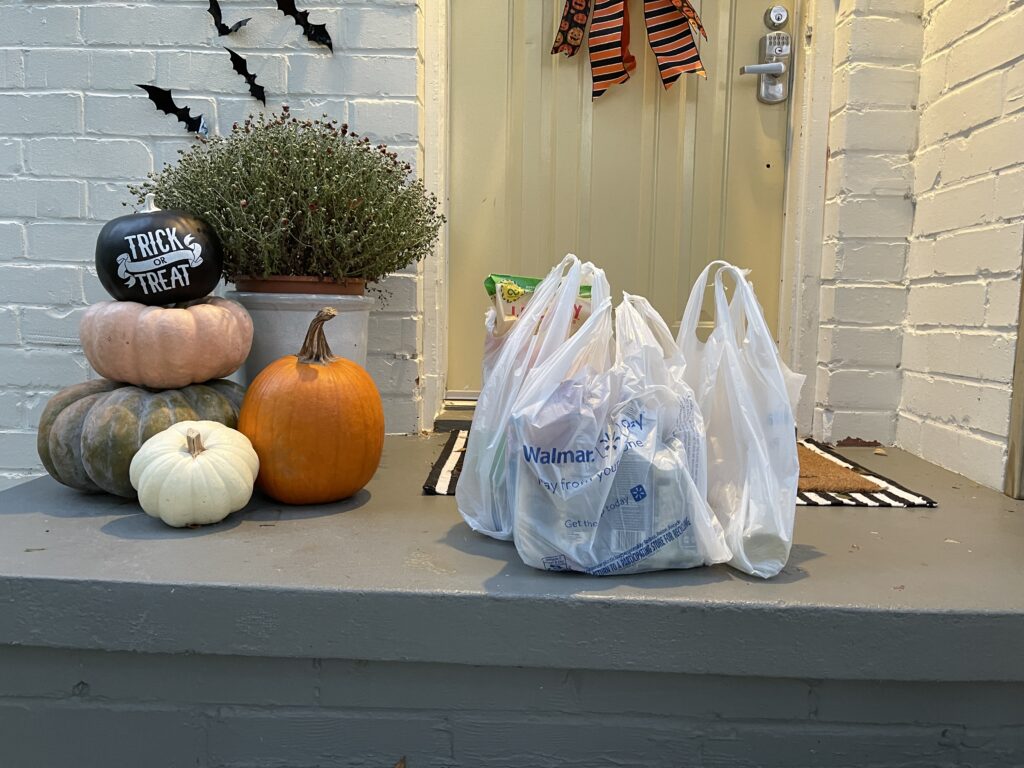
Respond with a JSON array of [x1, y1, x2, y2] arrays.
[[419, 0, 452, 422], [422, 0, 834, 420], [778, 0, 837, 434]]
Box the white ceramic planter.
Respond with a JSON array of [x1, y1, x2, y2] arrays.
[[226, 291, 375, 384]]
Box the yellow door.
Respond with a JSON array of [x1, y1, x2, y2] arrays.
[[447, 0, 794, 396]]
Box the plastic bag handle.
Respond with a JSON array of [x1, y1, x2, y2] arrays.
[[676, 259, 732, 357], [612, 297, 683, 398], [583, 261, 611, 308], [533, 257, 586, 364], [712, 264, 773, 349], [517, 295, 615, 410], [713, 265, 792, 397], [512, 253, 578, 329], [621, 293, 679, 360]]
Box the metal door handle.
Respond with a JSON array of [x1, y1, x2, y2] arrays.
[[739, 62, 786, 76], [742, 30, 791, 104]]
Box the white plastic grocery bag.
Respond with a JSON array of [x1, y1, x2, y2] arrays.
[[457, 255, 610, 540], [481, 307, 506, 385], [508, 293, 731, 574], [678, 262, 805, 579]]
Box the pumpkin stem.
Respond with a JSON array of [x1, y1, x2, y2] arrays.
[[297, 307, 338, 364], [186, 428, 206, 458]]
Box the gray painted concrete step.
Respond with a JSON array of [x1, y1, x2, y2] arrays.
[[0, 438, 1022, 765]]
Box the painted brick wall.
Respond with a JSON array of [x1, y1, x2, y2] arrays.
[[895, 0, 1024, 490], [2, 645, 1022, 767], [815, 0, 923, 444], [0, 0, 425, 490]]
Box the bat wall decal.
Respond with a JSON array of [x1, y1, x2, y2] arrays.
[[208, 0, 251, 35], [225, 48, 266, 104], [276, 0, 333, 51], [136, 85, 209, 136]]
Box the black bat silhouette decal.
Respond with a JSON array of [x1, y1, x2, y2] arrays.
[[276, 0, 333, 51], [208, 0, 250, 35], [136, 85, 208, 136], [225, 48, 266, 105]]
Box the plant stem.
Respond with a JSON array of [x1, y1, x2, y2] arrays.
[[186, 428, 205, 458], [297, 307, 338, 364]]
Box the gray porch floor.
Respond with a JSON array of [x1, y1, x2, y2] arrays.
[[1, 435, 1023, 674], [0, 436, 1022, 765]]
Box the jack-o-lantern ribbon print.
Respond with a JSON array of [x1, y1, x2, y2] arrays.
[[671, 0, 707, 40], [552, 0, 593, 57], [552, 0, 708, 98]]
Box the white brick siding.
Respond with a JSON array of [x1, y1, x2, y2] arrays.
[[897, 0, 1024, 489], [815, 0, 923, 446], [0, 0, 425, 490], [816, 0, 1024, 492]]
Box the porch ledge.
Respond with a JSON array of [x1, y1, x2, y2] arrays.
[[1, 436, 1022, 683]]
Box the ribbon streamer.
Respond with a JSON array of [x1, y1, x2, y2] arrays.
[[671, 0, 707, 39], [589, 0, 636, 98], [554, 0, 707, 99], [644, 0, 707, 89], [552, 0, 593, 57]]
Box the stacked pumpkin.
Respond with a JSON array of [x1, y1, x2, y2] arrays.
[[37, 203, 387, 526], [37, 205, 259, 525]]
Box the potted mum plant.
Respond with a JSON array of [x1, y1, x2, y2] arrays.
[[130, 107, 443, 381]]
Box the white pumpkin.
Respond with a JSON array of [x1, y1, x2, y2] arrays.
[[129, 420, 259, 527]]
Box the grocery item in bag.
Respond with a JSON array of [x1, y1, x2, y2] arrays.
[[482, 273, 592, 384], [678, 262, 805, 579], [508, 294, 730, 574], [458, 255, 609, 540]]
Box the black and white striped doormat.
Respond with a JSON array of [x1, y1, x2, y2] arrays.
[[423, 430, 937, 508], [423, 429, 468, 496], [797, 440, 936, 508]]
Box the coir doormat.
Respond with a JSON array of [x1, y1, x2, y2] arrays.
[[796, 439, 936, 507], [425, 431, 936, 508]]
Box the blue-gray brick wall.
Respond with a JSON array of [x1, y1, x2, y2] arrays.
[[2, 645, 1023, 767]]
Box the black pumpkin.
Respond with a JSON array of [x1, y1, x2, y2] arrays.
[[95, 207, 224, 305]]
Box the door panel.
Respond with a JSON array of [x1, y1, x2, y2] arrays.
[[448, 0, 792, 395]]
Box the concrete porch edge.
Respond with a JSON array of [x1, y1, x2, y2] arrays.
[[1, 436, 1022, 684]]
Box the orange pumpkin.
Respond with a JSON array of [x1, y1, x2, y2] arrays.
[[237, 307, 385, 505]]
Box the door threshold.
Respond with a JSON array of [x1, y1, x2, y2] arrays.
[[443, 394, 478, 407]]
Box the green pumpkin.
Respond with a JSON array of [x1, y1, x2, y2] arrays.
[[37, 378, 246, 498]]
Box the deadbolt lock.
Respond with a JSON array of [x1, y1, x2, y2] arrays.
[[765, 5, 789, 29]]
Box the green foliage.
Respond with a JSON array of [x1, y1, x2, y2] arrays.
[[130, 108, 443, 284]]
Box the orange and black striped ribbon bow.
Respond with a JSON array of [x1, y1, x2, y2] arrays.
[[554, 0, 707, 99]]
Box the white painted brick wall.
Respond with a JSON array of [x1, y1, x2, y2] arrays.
[[815, 0, 923, 446], [0, 0, 425, 490], [896, 0, 1024, 490]]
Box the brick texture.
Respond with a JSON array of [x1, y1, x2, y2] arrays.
[[0, 645, 1021, 767], [815, 0, 923, 446], [896, 0, 1024, 489], [0, 0, 424, 487], [817, 0, 1024, 492]]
